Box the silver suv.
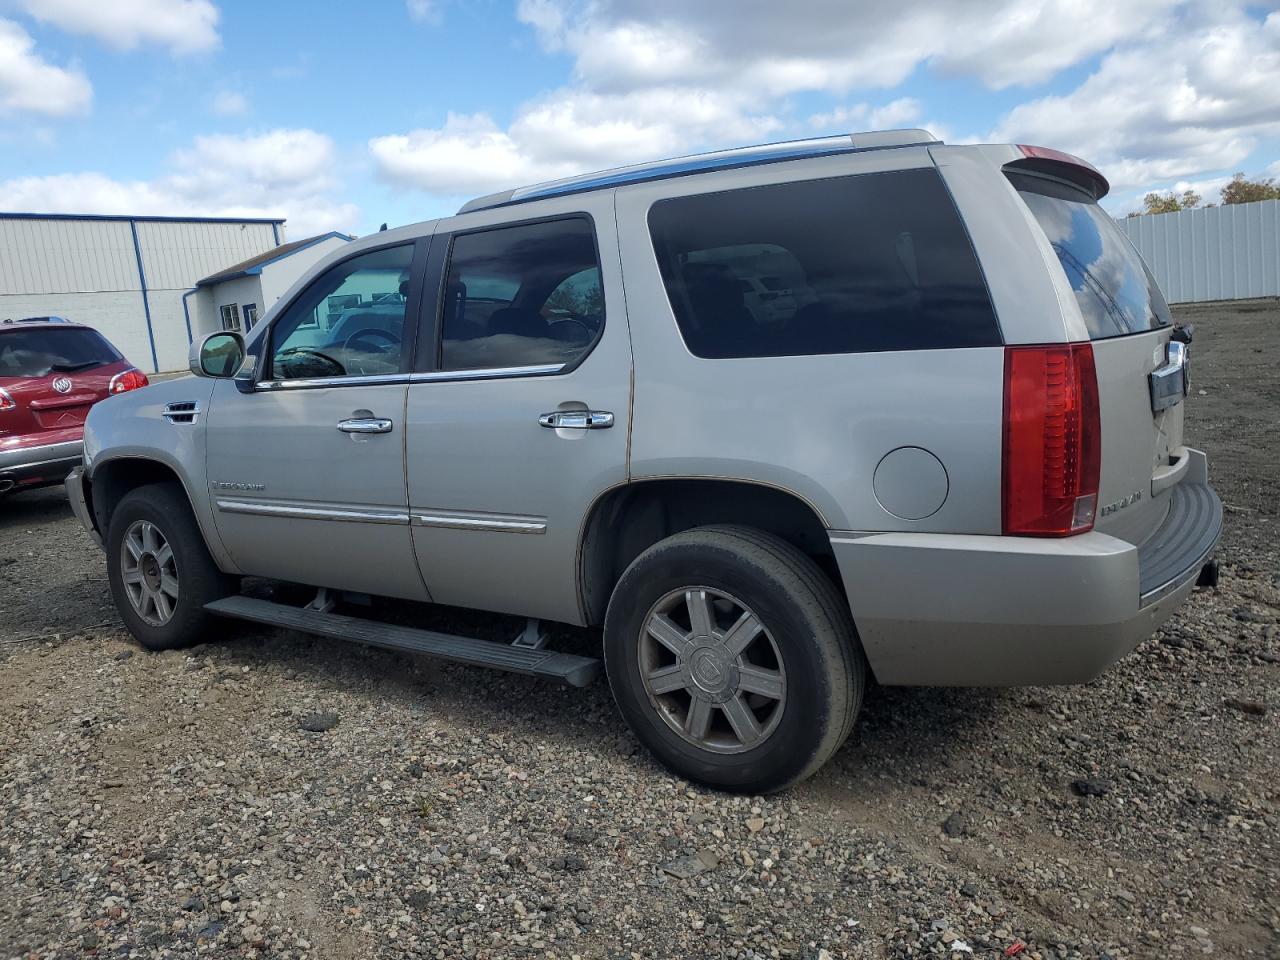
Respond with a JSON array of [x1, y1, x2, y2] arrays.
[[67, 130, 1222, 793]]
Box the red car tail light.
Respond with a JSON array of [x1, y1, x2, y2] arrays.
[[0, 386, 14, 411], [108, 368, 149, 394], [1003, 343, 1101, 536]]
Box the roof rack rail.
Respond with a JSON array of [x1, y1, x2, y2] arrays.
[[458, 129, 940, 214]]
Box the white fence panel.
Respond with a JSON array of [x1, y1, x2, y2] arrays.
[[1117, 199, 1280, 304]]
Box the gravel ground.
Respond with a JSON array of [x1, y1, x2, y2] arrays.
[[1, 300, 1277, 960]]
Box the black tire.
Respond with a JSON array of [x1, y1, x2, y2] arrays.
[[105, 482, 234, 651], [604, 525, 864, 793]]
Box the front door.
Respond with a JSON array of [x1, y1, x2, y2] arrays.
[[205, 239, 432, 601], [405, 199, 631, 624]]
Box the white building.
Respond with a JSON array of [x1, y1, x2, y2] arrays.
[[0, 212, 290, 372], [189, 231, 352, 338]]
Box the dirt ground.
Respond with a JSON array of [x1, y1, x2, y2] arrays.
[[0, 299, 1276, 960]]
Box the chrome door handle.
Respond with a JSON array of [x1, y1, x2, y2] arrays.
[[337, 417, 393, 434], [538, 410, 614, 429]]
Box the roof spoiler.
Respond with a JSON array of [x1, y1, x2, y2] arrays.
[[1004, 144, 1110, 201]]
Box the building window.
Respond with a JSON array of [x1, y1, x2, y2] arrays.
[[243, 303, 259, 330], [219, 303, 242, 332]]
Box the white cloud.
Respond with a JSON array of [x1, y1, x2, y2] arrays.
[[406, 0, 439, 23], [0, 128, 358, 236], [992, 8, 1280, 191], [369, 0, 1280, 207], [0, 18, 91, 116], [210, 90, 247, 116], [21, 0, 220, 54]]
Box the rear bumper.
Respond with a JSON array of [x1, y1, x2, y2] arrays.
[[830, 449, 1222, 686], [0, 438, 84, 492]]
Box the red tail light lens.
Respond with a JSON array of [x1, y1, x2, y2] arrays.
[[1003, 343, 1101, 536], [108, 368, 149, 394], [0, 386, 14, 411]]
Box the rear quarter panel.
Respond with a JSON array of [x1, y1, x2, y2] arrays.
[[615, 149, 1007, 534]]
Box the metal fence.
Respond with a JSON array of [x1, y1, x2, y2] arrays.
[[1117, 199, 1280, 304]]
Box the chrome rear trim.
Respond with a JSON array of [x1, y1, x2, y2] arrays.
[[412, 511, 547, 534], [215, 499, 409, 525]]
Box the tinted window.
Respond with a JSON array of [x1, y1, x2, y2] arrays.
[[269, 244, 415, 381], [1009, 171, 1172, 339], [440, 218, 602, 371], [648, 169, 999, 359], [0, 327, 120, 378]]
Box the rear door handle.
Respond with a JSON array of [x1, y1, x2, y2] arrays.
[[538, 410, 614, 429], [337, 417, 393, 434]]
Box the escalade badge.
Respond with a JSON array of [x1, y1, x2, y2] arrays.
[[52, 376, 73, 393], [1100, 490, 1143, 517], [212, 481, 265, 492]]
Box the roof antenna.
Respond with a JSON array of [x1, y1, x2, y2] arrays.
[[379, 222, 388, 232]]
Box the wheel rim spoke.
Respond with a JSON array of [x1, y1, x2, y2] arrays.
[[685, 589, 715, 638], [122, 568, 143, 585], [721, 610, 762, 656], [159, 574, 180, 599], [118, 519, 178, 627], [646, 664, 686, 695], [685, 698, 713, 740], [124, 532, 143, 562], [737, 663, 784, 700], [722, 694, 763, 746], [647, 613, 690, 655], [155, 543, 173, 568]]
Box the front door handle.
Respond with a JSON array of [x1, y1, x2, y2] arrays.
[[337, 417, 393, 434], [538, 410, 614, 430]]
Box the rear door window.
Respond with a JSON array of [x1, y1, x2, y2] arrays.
[[0, 327, 120, 378], [1008, 171, 1172, 339], [439, 217, 603, 371], [647, 168, 1000, 358]]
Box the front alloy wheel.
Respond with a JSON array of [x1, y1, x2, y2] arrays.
[[119, 519, 179, 626]]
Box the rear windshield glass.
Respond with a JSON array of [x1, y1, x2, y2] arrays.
[[1009, 171, 1172, 339], [648, 168, 1001, 358], [0, 327, 120, 378]]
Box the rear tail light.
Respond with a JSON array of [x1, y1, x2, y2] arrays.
[[108, 368, 149, 395], [0, 386, 14, 411], [1002, 343, 1101, 536]]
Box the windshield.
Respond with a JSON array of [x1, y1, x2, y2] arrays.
[[1009, 171, 1172, 339], [0, 327, 120, 378]]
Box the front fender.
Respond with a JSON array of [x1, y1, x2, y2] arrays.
[[84, 377, 241, 575]]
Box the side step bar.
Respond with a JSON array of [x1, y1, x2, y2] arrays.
[[205, 595, 601, 687]]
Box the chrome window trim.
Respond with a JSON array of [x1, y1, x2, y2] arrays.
[[411, 511, 547, 534], [410, 364, 566, 384], [215, 499, 409, 525], [256, 373, 411, 391]]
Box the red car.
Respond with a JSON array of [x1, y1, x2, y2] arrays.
[[0, 318, 148, 495]]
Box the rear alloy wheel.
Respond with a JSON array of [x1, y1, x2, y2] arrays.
[[106, 482, 234, 651], [605, 525, 863, 793], [638, 586, 787, 754]]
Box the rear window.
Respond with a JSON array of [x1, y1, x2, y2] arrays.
[[0, 326, 120, 378], [1009, 171, 1172, 339], [647, 168, 1000, 359]]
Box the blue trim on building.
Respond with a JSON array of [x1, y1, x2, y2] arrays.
[[195, 231, 355, 287], [0, 212, 286, 225], [181, 288, 198, 345], [129, 220, 160, 373], [271, 222, 280, 245]]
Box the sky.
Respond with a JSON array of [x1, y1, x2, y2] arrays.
[[0, 0, 1278, 239]]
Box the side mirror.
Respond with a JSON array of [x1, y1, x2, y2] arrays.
[[190, 331, 246, 379]]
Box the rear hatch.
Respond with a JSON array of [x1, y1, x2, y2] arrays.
[[0, 325, 124, 444], [1009, 170, 1184, 547]]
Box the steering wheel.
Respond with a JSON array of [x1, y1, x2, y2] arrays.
[[546, 315, 594, 342], [343, 328, 402, 375]]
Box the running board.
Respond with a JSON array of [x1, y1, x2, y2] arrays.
[[205, 595, 600, 687]]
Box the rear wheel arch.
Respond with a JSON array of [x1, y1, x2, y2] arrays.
[[577, 478, 841, 627]]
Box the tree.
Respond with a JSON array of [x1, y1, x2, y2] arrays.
[[1131, 188, 1202, 216], [1219, 172, 1280, 205]]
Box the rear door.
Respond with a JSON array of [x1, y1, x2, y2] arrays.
[[1009, 171, 1183, 545], [403, 198, 631, 625], [0, 324, 124, 443]]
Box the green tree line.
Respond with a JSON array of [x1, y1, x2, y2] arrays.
[[1128, 172, 1280, 217]]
